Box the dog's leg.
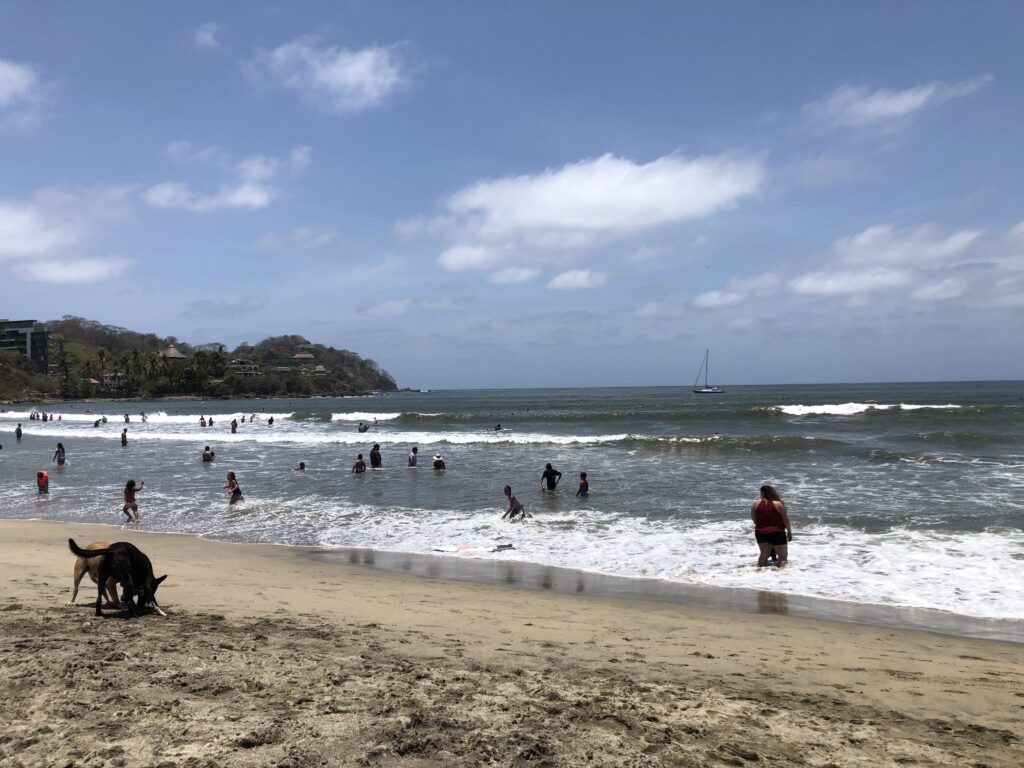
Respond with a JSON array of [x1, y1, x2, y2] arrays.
[[149, 597, 167, 617], [121, 573, 139, 617], [67, 561, 86, 606]]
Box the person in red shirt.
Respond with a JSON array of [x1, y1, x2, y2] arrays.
[[751, 484, 793, 568], [37, 471, 49, 495]]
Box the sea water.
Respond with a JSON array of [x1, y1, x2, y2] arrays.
[[2, 382, 1022, 622]]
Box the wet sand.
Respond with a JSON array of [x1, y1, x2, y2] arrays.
[[1, 519, 1021, 767]]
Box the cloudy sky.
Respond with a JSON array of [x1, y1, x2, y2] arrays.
[[2, 2, 1022, 388]]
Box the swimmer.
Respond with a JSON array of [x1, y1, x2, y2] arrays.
[[408, 446, 418, 467], [122, 479, 143, 523], [370, 443, 382, 468], [432, 453, 446, 470], [576, 472, 589, 497], [225, 472, 243, 505], [352, 454, 366, 473], [53, 442, 66, 466], [501, 485, 531, 521], [296, 462, 306, 472], [268, 416, 274, 426], [202, 446, 215, 462], [540, 463, 562, 491], [15, 423, 22, 441], [120, 428, 128, 447]]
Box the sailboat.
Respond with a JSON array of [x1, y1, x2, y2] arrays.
[[692, 349, 724, 394]]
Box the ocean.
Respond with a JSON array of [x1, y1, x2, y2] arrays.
[[2, 382, 1022, 625]]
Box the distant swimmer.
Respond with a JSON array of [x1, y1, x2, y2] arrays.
[[121, 428, 128, 447], [432, 453, 446, 470], [501, 485, 530, 522], [357, 422, 369, 433], [576, 472, 589, 497], [101, 416, 107, 424], [296, 462, 306, 472], [408, 446, 418, 467], [540, 463, 562, 491], [202, 446, 215, 462], [140, 412, 147, 422], [225, 472, 243, 505], [37, 470, 49, 496], [209, 416, 214, 426], [124, 414, 130, 423], [53, 442, 66, 466], [200, 416, 207, 428], [493, 424, 503, 431], [751, 484, 792, 568], [352, 454, 366, 473], [268, 416, 274, 426], [15, 423, 22, 441], [122, 479, 143, 524], [230, 418, 238, 434], [370, 443, 382, 469], [93, 419, 101, 428]]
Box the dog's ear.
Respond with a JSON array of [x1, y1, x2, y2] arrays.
[[155, 575, 167, 586]]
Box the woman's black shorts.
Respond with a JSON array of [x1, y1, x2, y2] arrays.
[[755, 531, 788, 546]]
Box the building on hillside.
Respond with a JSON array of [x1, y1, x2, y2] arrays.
[[292, 352, 315, 361], [270, 366, 293, 374], [295, 343, 316, 351], [159, 345, 189, 361], [229, 359, 262, 377], [0, 319, 49, 366]]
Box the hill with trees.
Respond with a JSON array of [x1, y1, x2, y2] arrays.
[[0, 316, 397, 401]]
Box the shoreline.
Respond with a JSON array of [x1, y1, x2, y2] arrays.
[[6, 517, 1022, 643], [1, 518, 1022, 766]]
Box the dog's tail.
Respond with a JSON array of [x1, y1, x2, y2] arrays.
[[68, 538, 113, 559]]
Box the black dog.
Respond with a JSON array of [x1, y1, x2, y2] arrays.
[[67, 539, 167, 617]]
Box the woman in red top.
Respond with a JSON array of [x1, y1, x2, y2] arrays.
[[751, 484, 792, 568]]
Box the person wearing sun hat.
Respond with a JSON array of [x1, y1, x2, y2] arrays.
[[432, 453, 446, 470]]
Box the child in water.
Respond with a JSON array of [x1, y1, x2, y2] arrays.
[[123, 479, 143, 523], [225, 472, 243, 505], [576, 472, 589, 497], [37, 471, 49, 495], [501, 485, 531, 522]]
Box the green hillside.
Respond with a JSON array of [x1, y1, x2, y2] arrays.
[[0, 316, 397, 401]]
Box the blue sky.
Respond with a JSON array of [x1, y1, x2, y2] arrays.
[[1, 1, 1022, 388]]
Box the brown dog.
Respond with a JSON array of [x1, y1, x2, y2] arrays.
[[66, 541, 120, 607]]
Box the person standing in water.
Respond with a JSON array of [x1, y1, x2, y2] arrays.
[[501, 485, 530, 521], [407, 446, 418, 467], [53, 442, 66, 466], [15, 423, 22, 441], [225, 472, 243, 504], [230, 418, 238, 434], [432, 453, 446, 470], [122, 479, 143, 523], [540, 463, 562, 491], [202, 446, 215, 462], [576, 472, 589, 497], [120, 428, 128, 447], [37, 470, 49, 495], [369, 443, 382, 468], [352, 454, 366, 473], [751, 484, 792, 568]]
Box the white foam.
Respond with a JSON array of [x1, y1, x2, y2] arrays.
[[777, 402, 963, 416], [331, 412, 402, 421]]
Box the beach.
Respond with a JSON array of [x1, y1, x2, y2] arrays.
[[1, 520, 1021, 767]]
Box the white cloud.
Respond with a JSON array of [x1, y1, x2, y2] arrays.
[[805, 75, 992, 130], [145, 147, 309, 212], [0, 57, 44, 129], [164, 141, 225, 164], [693, 289, 745, 308], [547, 269, 608, 290], [489, 267, 540, 285], [438, 245, 498, 272], [636, 302, 688, 318], [692, 272, 779, 308], [912, 277, 968, 301], [194, 23, 221, 50], [249, 37, 406, 114], [11, 257, 129, 284], [1009, 221, 1024, 239], [790, 267, 911, 295], [832, 224, 981, 267], [447, 153, 764, 241], [0, 186, 130, 261], [259, 225, 337, 251]]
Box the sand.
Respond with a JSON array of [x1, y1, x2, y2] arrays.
[[0, 520, 1021, 768]]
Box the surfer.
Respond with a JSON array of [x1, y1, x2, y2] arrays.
[[408, 446, 418, 467], [225, 472, 243, 505], [370, 443, 382, 468], [493, 423, 503, 431], [352, 454, 366, 473], [501, 485, 530, 522], [357, 422, 369, 433], [576, 472, 589, 497], [540, 463, 562, 491], [751, 484, 792, 568], [122, 479, 143, 523], [53, 442, 66, 466], [202, 446, 215, 462]]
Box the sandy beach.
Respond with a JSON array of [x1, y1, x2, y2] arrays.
[[1, 520, 1021, 767]]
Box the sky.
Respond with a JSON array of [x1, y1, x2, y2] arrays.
[[1, 1, 1023, 388]]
